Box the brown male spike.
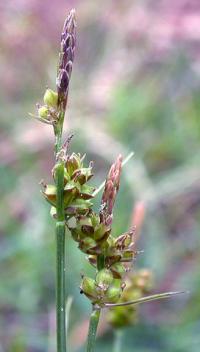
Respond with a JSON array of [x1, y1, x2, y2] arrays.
[[57, 9, 76, 110]]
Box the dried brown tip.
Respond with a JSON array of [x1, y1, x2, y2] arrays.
[[100, 155, 123, 225]]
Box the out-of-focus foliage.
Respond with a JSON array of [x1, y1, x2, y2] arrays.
[[1, 0, 200, 351]]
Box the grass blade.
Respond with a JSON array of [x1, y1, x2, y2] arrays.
[[105, 291, 187, 308]]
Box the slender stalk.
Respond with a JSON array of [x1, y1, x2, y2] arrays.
[[113, 330, 123, 352], [55, 161, 66, 352], [86, 254, 105, 352], [86, 307, 101, 352], [55, 113, 66, 352], [54, 111, 65, 154]]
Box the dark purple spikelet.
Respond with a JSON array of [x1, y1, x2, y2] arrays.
[[100, 155, 123, 226], [57, 9, 76, 109]]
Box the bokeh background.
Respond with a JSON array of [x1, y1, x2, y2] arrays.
[[1, 0, 200, 351]]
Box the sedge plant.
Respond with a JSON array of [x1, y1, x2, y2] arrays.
[[31, 9, 185, 352]]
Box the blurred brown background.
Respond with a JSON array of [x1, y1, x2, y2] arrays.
[[1, 0, 200, 351]]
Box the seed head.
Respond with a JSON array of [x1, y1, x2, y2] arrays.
[[57, 9, 76, 109]]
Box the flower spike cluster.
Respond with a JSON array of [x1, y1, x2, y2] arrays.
[[31, 9, 76, 126], [32, 8, 137, 310], [75, 156, 136, 307], [100, 155, 122, 227], [70, 156, 136, 307], [42, 151, 94, 218], [57, 9, 76, 109], [42, 151, 136, 307]]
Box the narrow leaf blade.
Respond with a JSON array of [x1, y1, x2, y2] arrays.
[[105, 291, 187, 308]]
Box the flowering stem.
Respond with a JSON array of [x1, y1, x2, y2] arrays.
[[86, 254, 105, 351], [56, 229, 66, 352], [86, 307, 101, 352], [32, 9, 76, 352], [55, 162, 66, 352], [55, 113, 66, 352], [54, 111, 65, 154]]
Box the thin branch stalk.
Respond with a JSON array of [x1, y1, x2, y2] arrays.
[[55, 112, 66, 352], [55, 158, 66, 352], [86, 308, 101, 352], [86, 254, 105, 351]]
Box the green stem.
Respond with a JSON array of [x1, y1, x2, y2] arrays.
[[86, 254, 105, 352], [54, 111, 65, 154], [56, 162, 66, 352], [85, 254, 104, 352], [54, 111, 66, 352], [86, 307, 101, 352]]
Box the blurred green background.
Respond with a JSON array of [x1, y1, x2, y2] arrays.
[[1, 0, 200, 351]]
